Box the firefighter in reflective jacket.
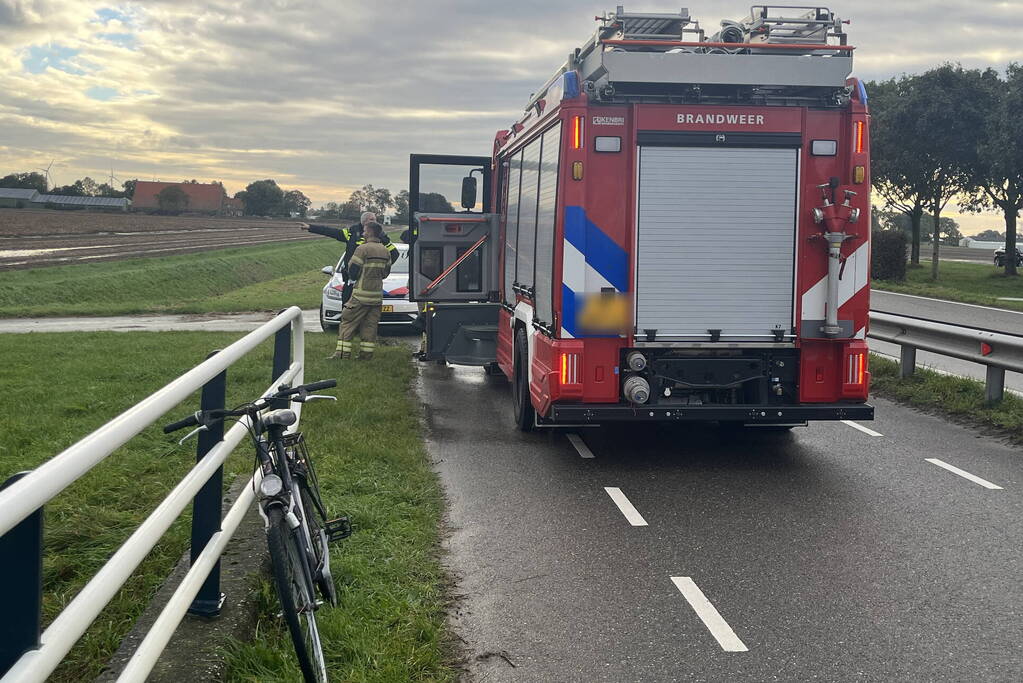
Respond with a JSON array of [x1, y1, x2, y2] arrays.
[[300, 212, 398, 302], [333, 222, 391, 360]]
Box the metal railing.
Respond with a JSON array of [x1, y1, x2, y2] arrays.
[[869, 311, 1023, 403], [0, 307, 306, 683]]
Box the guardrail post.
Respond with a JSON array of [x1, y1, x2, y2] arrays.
[[271, 322, 292, 409], [986, 366, 1005, 405], [0, 472, 42, 675], [900, 345, 917, 378], [188, 351, 226, 617]]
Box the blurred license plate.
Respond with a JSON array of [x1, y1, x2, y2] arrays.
[[381, 305, 394, 313]]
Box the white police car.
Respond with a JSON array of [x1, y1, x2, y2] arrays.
[[319, 243, 418, 331]]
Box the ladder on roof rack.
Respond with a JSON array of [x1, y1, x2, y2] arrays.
[[597, 6, 703, 42]]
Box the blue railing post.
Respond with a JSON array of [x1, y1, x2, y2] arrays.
[[0, 472, 42, 674], [271, 322, 292, 409], [188, 351, 226, 617]]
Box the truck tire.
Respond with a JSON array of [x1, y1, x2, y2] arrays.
[[512, 329, 535, 432]]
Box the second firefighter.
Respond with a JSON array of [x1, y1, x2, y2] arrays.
[[333, 222, 391, 360]]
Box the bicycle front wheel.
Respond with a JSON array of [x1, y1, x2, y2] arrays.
[[267, 506, 328, 682]]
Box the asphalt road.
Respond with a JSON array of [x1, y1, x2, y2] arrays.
[[871, 290, 1023, 393], [923, 245, 996, 264], [0, 225, 318, 269], [419, 363, 1022, 682]]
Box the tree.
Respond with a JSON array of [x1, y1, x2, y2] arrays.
[[882, 66, 997, 279], [122, 179, 137, 198], [282, 189, 311, 217], [157, 185, 189, 213], [962, 63, 1023, 275], [868, 77, 930, 265], [95, 182, 126, 198], [974, 229, 1005, 241], [347, 184, 394, 215], [339, 200, 361, 221], [394, 189, 409, 223], [417, 192, 454, 213], [240, 179, 285, 216], [315, 202, 342, 219], [0, 172, 47, 193]]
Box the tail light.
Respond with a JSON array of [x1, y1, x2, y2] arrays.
[[572, 115, 584, 149], [853, 121, 865, 154], [841, 341, 869, 399], [560, 352, 579, 386]]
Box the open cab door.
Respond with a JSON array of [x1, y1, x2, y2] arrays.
[[408, 154, 501, 366]]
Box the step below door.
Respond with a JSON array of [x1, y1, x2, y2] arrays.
[[636, 145, 798, 342]]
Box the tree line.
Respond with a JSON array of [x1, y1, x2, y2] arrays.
[[0, 171, 134, 198], [869, 63, 1023, 276], [312, 184, 454, 224]]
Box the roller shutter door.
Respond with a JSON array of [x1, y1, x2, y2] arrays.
[[636, 146, 797, 341]]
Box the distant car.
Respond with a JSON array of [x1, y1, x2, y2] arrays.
[[319, 243, 417, 331], [993, 244, 1023, 267]]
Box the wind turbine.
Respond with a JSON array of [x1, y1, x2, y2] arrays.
[[37, 160, 54, 192]]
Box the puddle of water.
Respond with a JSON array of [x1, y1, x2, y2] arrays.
[[0, 245, 116, 258]]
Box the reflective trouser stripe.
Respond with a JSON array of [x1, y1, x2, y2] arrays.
[[337, 340, 353, 351], [361, 342, 375, 352]]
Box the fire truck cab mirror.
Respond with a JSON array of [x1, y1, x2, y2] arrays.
[[460, 176, 478, 209]]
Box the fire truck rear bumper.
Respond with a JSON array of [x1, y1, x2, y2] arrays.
[[548, 403, 874, 424]]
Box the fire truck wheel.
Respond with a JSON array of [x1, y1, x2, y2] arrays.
[[512, 329, 535, 432]]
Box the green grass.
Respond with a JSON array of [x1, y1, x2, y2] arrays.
[[0, 240, 337, 318], [0, 331, 452, 682], [870, 353, 1023, 441], [225, 335, 455, 682], [873, 261, 1023, 312]]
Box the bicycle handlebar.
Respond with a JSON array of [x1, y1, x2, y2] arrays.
[[276, 379, 337, 397], [162, 379, 337, 434], [163, 412, 200, 434]]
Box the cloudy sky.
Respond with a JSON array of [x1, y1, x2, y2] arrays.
[[2, 1, 1021, 231]]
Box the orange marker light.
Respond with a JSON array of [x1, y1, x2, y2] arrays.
[[854, 121, 864, 154], [572, 115, 584, 149], [561, 353, 568, 384]]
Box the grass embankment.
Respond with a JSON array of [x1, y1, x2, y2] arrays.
[[0, 331, 452, 682], [870, 353, 1023, 441], [0, 240, 334, 317], [873, 261, 1023, 312]]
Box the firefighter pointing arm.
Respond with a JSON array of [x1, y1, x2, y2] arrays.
[[299, 211, 398, 285], [330, 222, 391, 360]]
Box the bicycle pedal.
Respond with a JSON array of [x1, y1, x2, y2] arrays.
[[324, 516, 352, 543]]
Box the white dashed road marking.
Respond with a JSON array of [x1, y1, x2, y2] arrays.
[[567, 433, 595, 458], [603, 487, 648, 526], [925, 458, 1003, 490], [841, 420, 883, 437], [671, 577, 749, 652]]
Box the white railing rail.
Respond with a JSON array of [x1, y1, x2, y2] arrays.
[[0, 306, 306, 683], [868, 310, 1023, 403]]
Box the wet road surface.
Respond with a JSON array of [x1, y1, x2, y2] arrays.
[[419, 362, 1022, 682]]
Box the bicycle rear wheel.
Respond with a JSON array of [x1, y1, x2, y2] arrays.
[[267, 506, 327, 682]]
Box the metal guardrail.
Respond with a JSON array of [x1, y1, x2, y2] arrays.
[[0, 307, 306, 683], [868, 311, 1023, 403]]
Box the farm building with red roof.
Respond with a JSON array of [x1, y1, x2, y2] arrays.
[[132, 181, 237, 214]]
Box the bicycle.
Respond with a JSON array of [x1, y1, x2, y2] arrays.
[[164, 378, 351, 682]]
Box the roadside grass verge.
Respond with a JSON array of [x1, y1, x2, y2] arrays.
[[0, 330, 452, 682], [873, 261, 1023, 312], [870, 353, 1023, 441], [225, 333, 455, 682], [0, 331, 275, 681], [0, 239, 336, 318]]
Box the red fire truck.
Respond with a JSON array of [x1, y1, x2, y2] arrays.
[[408, 5, 873, 430]]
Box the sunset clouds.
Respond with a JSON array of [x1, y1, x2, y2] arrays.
[[2, 0, 1022, 216]]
